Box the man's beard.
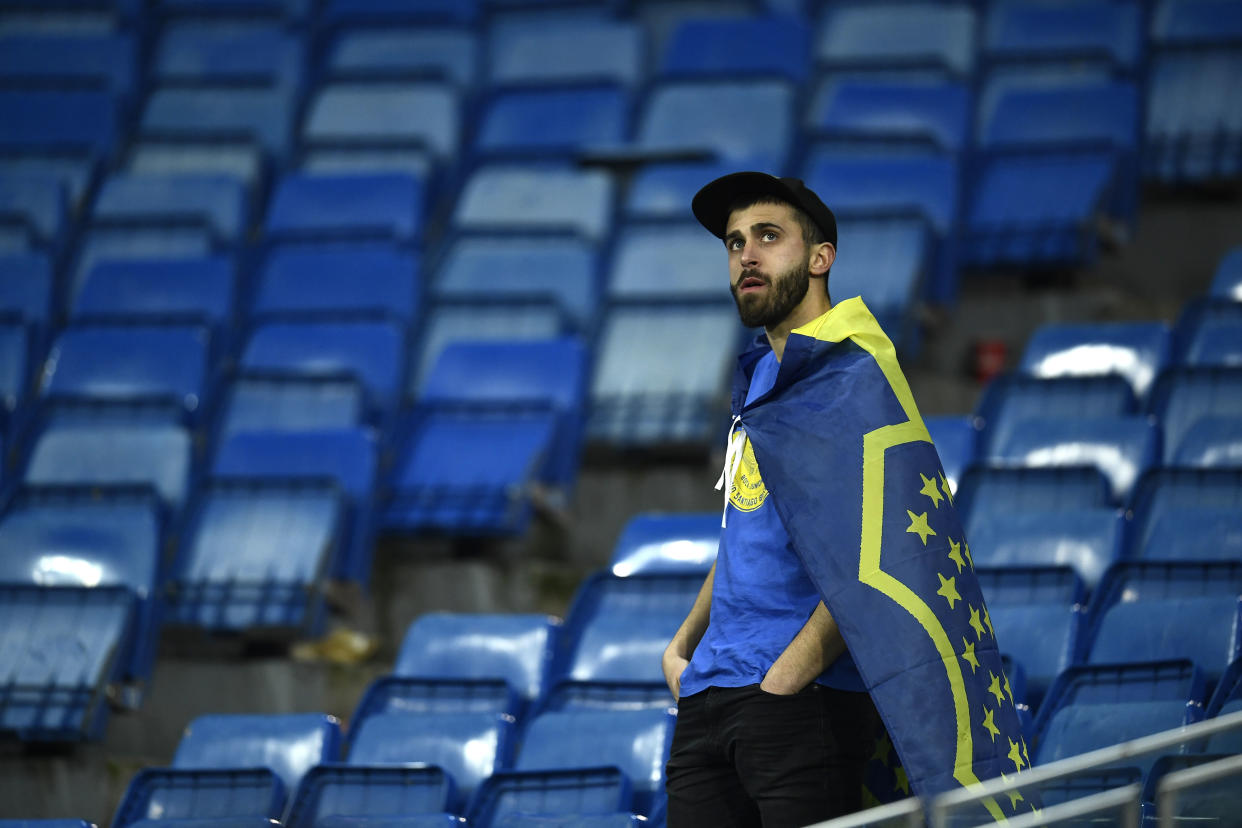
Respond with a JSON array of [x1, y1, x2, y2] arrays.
[[730, 261, 811, 329]]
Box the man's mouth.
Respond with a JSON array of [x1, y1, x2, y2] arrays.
[[738, 273, 767, 293]]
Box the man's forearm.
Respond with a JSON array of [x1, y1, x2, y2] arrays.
[[761, 601, 846, 695], [663, 562, 716, 699]]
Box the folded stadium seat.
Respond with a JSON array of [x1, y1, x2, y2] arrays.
[[1145, 0, 1242, 183], [473, 85, 630, 162], [969, 505, 1123, 591], [484, 16, 642, 88], [1033, 660, 1206, 769], [1083, 561, 1242, 693], [1178, 311, 1242, 368], [806, 78, 970, 158], [470, 768, 633, 828], [0, 488, 162, 700], [589, 303, 741, 446], [1148, 367, 1242, 465], [0, 88, 116, 207], [974, 373, 1137, 458], [70, 227, 217, 305], [300, 81, 458, 178], [976, 566, 1086, 713], [1127, 468, 1242, 562], [606, 222, 724, 304], [253, 244, 419, 324], [240, 321, 407, 432], [452, 164, 614, 243], [432, 235, 599, 335], [608, 512, 719, 577], [1209, 246, 1242, 301], [981, 0, 1143, 75], [956, 466, 1114, 531], [1170, 415, 1242, 468], [265, 172, 426, 246], [90, 172, 250, 248], [815, 2, 978, 79], [283, 766, 459, 828], [1019, 321, 1172, 405], [215, 375, 366, 440], [391, 612, 560, 711], [658, 15, 810, 84], [39, 324, 214, 425], [111, 768, 286, 828], [354, 677, 521, 721], [830, 216, 932, 353], [0, 173, 68, 254], [320, 0, 479, 28], [153, 22, 303, 89], [924, 415, 979, 495], [0, 29, 136, 106], [553, 571, 703, 688], [321, 25, 477, 89], [212, 429, 378, 584], [166, 479, 345, 635]]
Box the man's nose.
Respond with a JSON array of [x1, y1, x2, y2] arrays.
[[740, 240, 760, 267]]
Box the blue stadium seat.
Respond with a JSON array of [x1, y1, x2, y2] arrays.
[[0, 172, 68, 251], [421, 338, 588, 490], [0, 488, 161, 689], [167, 480, 344, 634], [392, 613, 559, 708], [153, 23, 301, 88], [924, 415, 978, 495], [470, 768, 631, 828], [301, 82, 457, 177], [70, 228, 215, 302], [411, 303, 565, 395], [72, 258, 234, 334], [0, 583, 135, 741], [112, 767, 285, 828], [607, 222, 722, 302], [254, 244, 417, 324], [555, 572, 703, 686], [1144, 50, 1242, 183], [138, 86, 293, 175], [91, 173, 248, 245], [452, 165, 613, 242], [977, 566, 1085, 711], [383, 411, 556, 535], [40, 325, 212, 422], [0, 88, 116, 163], [354, 677, 520, 720], [216, 375, 364, 439], [540, 681, 675, 715], [1209, 247, 1242, 300], [511, 708, 674, 816], [1171, 415, 1242, 467], [491, 815, 641, 828], [805, 79, 971, 154], [625, 160, 746, 221], [1035, 660, 1205, 771], [1148, 367, 1242, 464], [976, 374, 1136, 458], [1153, 0, 1242, 46], [432, 235, 598, 334], [348, 712, 515, 812], [1128, 468, 1242, 562], [590, 303, 740, 445], [324, 27, 477, 88], [155, 0, 312, 20], [957, 466, 1113, 531], [240, 321, 406, 429], [1085, 561, 1242, 690], [1020, 322, 1171, 403], [283, 766, 456, 828], [1180, 313, 1242, 368], [265, 173, 425, 245], [485, 17, 642, 87], [173, 712, 342, 794], [212, 429, 378, 584], [659, 16, 809, 83], [22, 420, 193, 511], [0, 31, 136, 100], [983, 0, 1143, 73], [609, 512, 719, 577], [0, 253, 51, 330], [475, 86, 629, 160], [636, 80, 795, 171], [815, 2, 978, 78], [321, 0, 478, 27], [831, 217, 930, 351], [970, 507, 1122, 590]]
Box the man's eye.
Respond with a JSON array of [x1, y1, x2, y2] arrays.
[[728, 239, 742, 250], [763, 232, 777, 242]]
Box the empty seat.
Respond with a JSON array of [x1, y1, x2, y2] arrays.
[[265, 172, 425, 245], [1171, 415, 1242, 468], [831, 216, 930, 349], [167, 480, 344, 634], [815, 2, 977, 77], [254, 244, 418, 323], [1149, 367, 1242, 465], [72, 258, 234, 332], [1181, 313, 1242, 368], [1128, 468, 1242, 562], [0, 30, 136, 100], [92, 173, 249, 245], [590, 303, 739, 445], [283, 766, 456, 828], [152, 23, 301, 88], [470, 767, 632, 828], [607, 222, 722, 302], [432, 235, 598, 333], [485, 17, 642, 87], [393, 613, 559, 707], [1144, 51, 1242, 183], [475, 86, 629, 159], [806, 79, 970, 154], [1033, 660, 1205, 767], [659, 16, 809, 84], [1020, 322, 1172, 403], [0, 89, 116, 185], [970, 507, 1122, 590], [323, 26, 476, 88], [354, 677, 519, 720], [217, 375, 365, 438], [212, 429, 378, 584], [1085, 561, 1242, 690], [625, 160, 747, 221], [138, 86, 293, 174], [452, 165, 613, 242], [957, 466, 1113, 530], [983, 0, 1143, 73], [609, 512, 719, 577], [173, 712, 342, 795], [976, 374, 1136, 458], [411, 303, 564, 395], [111, 767, 285, 828], [70, 227, 215, 302]]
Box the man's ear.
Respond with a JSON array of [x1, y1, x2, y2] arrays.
[[809, 241, 836, 276]]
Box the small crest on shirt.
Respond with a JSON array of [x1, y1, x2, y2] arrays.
[[729, 437, 769, 511]]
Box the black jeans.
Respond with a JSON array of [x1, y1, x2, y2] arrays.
[[665, 684, 879, 828]]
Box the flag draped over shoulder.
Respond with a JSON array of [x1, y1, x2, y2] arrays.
[[739, 297, 1037, 818]]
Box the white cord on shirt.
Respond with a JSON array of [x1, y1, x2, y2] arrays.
[[714, 414, 744, 528]]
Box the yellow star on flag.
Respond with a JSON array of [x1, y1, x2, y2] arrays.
[[1021, 737, 1031, 767], [947, 537, 965, 573], [871, 735, 891, 766], [905, 509, 936, 545], [1007, 738, 1026, 772], [961, 638, 979, 673], [988, 672, 1006, 706], [895, 766, 910, 796], [919, 472, 944, 508], [939, 472, 953, 505], [963, 541, 973, 569], [981, 706, 1000, 742], [983, 605, 995, 638], [998, 774, 1024, 809], [1004, 673, 1014, 705], [936, 572, 961, 609], [968, 605, 986, 640]]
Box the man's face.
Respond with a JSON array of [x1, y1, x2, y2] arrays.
[[724, 201, 812, 329]]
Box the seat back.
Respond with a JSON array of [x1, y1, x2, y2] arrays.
[[264, 173, 424, 245], [476, 86, 629, 158], [486, 18, 642, 87], [173, 712, 342, 795], [636, 80, 794, 169], [218, 376, 364, 437], [1128, 469, 1242, 562], [660, 16, 809, 83], [816, 2, 977, 77], [609, 513, 719, 577], [1150, 367, 1242, 465], [283, 766, 455, 828], [968, 507, 1122, 589], [452, 165, 613, 242], [254, 244, 418, 323], [1020, 321, 1171, 402]]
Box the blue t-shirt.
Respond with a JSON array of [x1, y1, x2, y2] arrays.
[[679, 350, 863, 696]]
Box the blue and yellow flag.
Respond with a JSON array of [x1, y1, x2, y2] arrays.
[[739, 298, 1037, 818]]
